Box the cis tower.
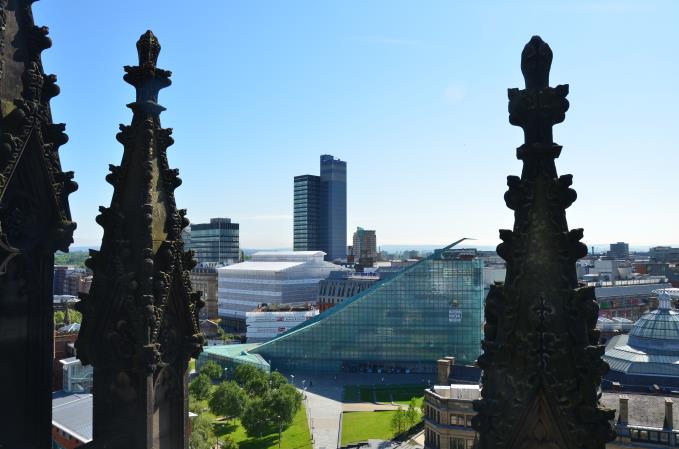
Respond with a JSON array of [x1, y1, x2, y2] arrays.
[[294, 155, 347, 261]]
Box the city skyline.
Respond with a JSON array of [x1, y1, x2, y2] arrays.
[[35, 1, 679, 249]]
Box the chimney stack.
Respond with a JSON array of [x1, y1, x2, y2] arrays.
[[618, 396, 629, 426], [664, 398, 673, 430], [437, 357, 454, 385]]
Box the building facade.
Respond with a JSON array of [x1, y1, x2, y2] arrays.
[[596, 281, 671, 320], [186, 217, 240, 265], [293, 155, 347, 261], [424, 384, 480, 449], [609, 242, 630, 260], [320, 154, 347, 261], [351, 227, 377, 266], [190, 265, 219, 319], [293, 175, 321, 251], [246, 305, 319, 342], [217, 251, 344, 331], [317, 271, 380, 312], [251, 244, 485, 373], [651, 247, 679, 263]]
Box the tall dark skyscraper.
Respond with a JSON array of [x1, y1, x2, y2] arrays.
[[293, 175, 321, 251], [320, 154, 347, 261], [293, 155, 347, 260]]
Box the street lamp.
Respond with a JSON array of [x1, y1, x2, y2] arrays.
[[277, 415, 282, 449], [290, 374, 295, 387], [223, 367, 229, 380]]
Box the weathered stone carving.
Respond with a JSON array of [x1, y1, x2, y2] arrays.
[[0, 0, 76, 447], [75, 30, 204, 449], [472, 36, 615, 449]]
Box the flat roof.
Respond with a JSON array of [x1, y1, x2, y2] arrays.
[[52, 391, 92, 443], [219, 261, 305, 272], [201, 343, 269, 367], [254, 251, 324, 257]]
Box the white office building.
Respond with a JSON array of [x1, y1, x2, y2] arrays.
[[246, 307, 320, 342], [217, 251, 346, 325]]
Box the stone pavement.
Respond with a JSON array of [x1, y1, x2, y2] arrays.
[[303, 387, 343, 449]]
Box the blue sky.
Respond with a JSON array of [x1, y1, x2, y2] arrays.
[[35, 1, 679, 249]]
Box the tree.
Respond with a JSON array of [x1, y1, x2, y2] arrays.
[[200, 360, 223, 381], [54, 311, 65, 325], [189, 414, 217, 449], [209, 381, 246, 420], [264, 384, 302, 428], [244, 375, 270, 398], [189, 374, 212, 401], [219, 434, 238, 449], [233, 364, 263, 387], [269, 371, 287, 389], [241, 397, 271, 437], [405, 399, 421, 429], [391, 407, 408, 435]]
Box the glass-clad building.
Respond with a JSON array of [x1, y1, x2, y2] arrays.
[[603, 289, 679, 388], [252, 243, 484, 373], [187, 217, 240, 265], [319, 154, 347, 261], [293, 175, 321, 251]]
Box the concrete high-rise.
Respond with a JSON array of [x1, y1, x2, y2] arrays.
[[293, 155, 347, 261], [351, 227, 377, 265]]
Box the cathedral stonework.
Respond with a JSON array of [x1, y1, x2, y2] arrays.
[[75, 31, 204, 449], [472, 36, 616, 449]]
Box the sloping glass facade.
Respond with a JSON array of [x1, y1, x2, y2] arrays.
[[252, 245, 484, 373]]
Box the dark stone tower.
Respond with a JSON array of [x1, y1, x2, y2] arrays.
[[472, 37, 615, 448], [0, 1, 77, 447], [76, 31, 204, 449]]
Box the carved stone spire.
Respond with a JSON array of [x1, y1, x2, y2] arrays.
[[0, 0, 76, 446], [472, 36, 615, 449], [76, 30, 204, 449]]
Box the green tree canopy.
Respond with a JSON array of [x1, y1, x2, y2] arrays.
[[241, 397, 271, 437], [200, 360, 223, 381], [189, 414, 217, 449], [269, 371, 288, 389], [405, 399, 421, 429], [244, 374, 270, 398], [209, 381, 246, 420], [391, 407, 408, 435], [233, 364, 264, 387], [189, 374, 212, 401], [264, 384, 302, 428]]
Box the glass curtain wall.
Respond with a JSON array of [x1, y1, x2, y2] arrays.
[[252, 247, 484, 373]]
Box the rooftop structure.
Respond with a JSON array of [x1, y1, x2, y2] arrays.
[[52, 392, 93, 447], [603, 289, 679, 389], [250, 240, 484, 373], [197, 343, 271, 376], [217, 251, 345, 331]]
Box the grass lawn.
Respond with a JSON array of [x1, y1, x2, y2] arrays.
[[213, 405, 312, 449], [341, 411, 398, 445], [189, 358, 196, 372], [394, 396, 424, 408]]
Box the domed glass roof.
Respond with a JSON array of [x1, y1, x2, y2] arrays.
[[627, 291, 679, 354]]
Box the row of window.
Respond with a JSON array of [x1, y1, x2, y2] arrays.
[[424, 429, 474, 449], [424, 405, 473, 428]]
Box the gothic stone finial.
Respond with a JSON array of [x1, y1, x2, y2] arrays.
[[76, 31, 202, 448], [472, 37, 615, 449], [136, 30, 160, 70], [521, 35, 552, 89]]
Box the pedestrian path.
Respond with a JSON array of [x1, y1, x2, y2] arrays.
[[303, 388, 343, 449]]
